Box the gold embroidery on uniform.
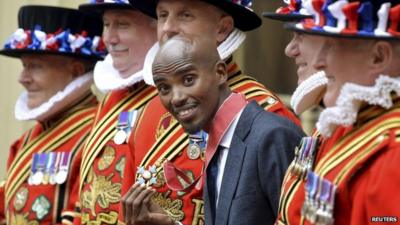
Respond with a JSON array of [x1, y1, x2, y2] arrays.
[[82, 211, 120, 225], [153, 171, 166, 188], [191, 199, 205, 225], [156, 113, 175, 139], [115, 156, 126, 178], [86, 168, 94, 184], [82, 173, 122, 216], [14, 187, 29, 211], [10, 213, 39, 225], [152, 191, 184, 222], [97, 146, 116, 171]]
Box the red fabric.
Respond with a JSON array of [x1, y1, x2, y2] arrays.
[[2, 95, 97, 225], [276, 106, 400, 225], [129, 61, 302, 225]]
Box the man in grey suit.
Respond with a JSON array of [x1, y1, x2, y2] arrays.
[[122, 36, 304, 225]]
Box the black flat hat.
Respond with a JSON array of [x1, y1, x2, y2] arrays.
[[79, 0, 136, 15], [285, 0, 400, 40], [128, 0, 262, 31], [0, 5, 106, 61]]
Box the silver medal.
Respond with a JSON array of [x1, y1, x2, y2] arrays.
[[55, 170, 68, 184], [114, 130, 127, 145], [187, 143, 201, 160]]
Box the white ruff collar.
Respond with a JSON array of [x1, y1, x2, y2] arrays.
[[15, 72, 93, 121], [93, 53, 145, 93], [290, 71, 328, 115], [142, 29, 246, 86], [317, 75, 400, 137]]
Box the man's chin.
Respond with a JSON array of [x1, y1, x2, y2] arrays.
[[182, 124, 201, 135]]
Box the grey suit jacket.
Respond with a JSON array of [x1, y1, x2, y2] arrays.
[[204, 101, 304, 225]]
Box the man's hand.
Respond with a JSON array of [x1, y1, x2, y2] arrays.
[[122, 183, 177, 225]]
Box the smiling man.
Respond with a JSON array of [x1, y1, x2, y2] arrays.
[[276, 0, 400, 224], [0, 5, 105, 224], [121, 1, 302, 224], [263, 0, 328, 115], [75, 0, 159, 224], [123, 36, 304, 225]]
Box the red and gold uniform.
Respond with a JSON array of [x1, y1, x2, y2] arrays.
[[78, 82, 157, 224], [277, 97, 400, 225], [126, 58, 301, 225], [0, 93, 97, 225]]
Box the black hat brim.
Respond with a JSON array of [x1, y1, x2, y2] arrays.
[[130, 0, 261, 31], [262, 12, 312, 22], [79, 3, 135, 15], [0, 49, 103, 62], [284, 22, 400, 40]]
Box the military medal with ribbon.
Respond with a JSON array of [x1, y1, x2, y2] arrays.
[[28, 153, 40, 185], [163, 93, 248, 192], [32, 153, 46, 185], [188, 130, 208, 160], [55, 152, 72, 184], [43, 152, 56, 185], [291, 136, 319, 179], [50, 152, 62, 185], [303, 171, 337, 225], [114, 110, 138, 145]]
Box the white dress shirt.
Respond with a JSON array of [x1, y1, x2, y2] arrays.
[[215, 109, 243, 206]]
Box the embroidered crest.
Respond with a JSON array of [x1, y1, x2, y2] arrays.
[[82, 173, 121, 216], [156, 113, 175, 139], [31, 195, 51, 220], [98, 146, 116, 171], [14, 187, 29, 211], [152, 191, 184, 222], [115, 156, 126, 178]]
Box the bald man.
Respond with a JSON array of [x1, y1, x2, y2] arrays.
[[122, 36, 304, 225]]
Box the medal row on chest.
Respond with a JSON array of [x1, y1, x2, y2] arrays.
[[302, 171, 337, 225], [28, 151, 71, 186], [113, 110, 138, 145], [291, 136, 319, 180], [136, 131, 208, 188]]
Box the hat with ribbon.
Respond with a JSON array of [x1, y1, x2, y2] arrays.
[[285, 0, 400, 39], [263, 0, 313, 22], [0, 5, 106, 61], [128, 0, 262, 31], [79, 0, 155, 17]]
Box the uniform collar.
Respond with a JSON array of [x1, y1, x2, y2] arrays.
[[317, 75, 400, 137], [14, 72, 93, 122], [93, 53, 145, 93]]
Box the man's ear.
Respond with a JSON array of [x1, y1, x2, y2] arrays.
[[369, 41, 393, 75], [69, 60, 86, 78], [216, 15, 234, 44], [215, 61, 228, 85]]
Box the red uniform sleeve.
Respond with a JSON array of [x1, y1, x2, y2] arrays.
[[347, 131, 400, 224]]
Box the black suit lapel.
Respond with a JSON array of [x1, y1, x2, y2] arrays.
[[214, 136, 246, 225], [215, 102, 262, 225]]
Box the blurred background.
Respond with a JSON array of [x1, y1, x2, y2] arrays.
[[0, 1, 320, 179]]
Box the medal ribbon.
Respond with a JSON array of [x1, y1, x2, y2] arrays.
[[163, 93, 247, 192]]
